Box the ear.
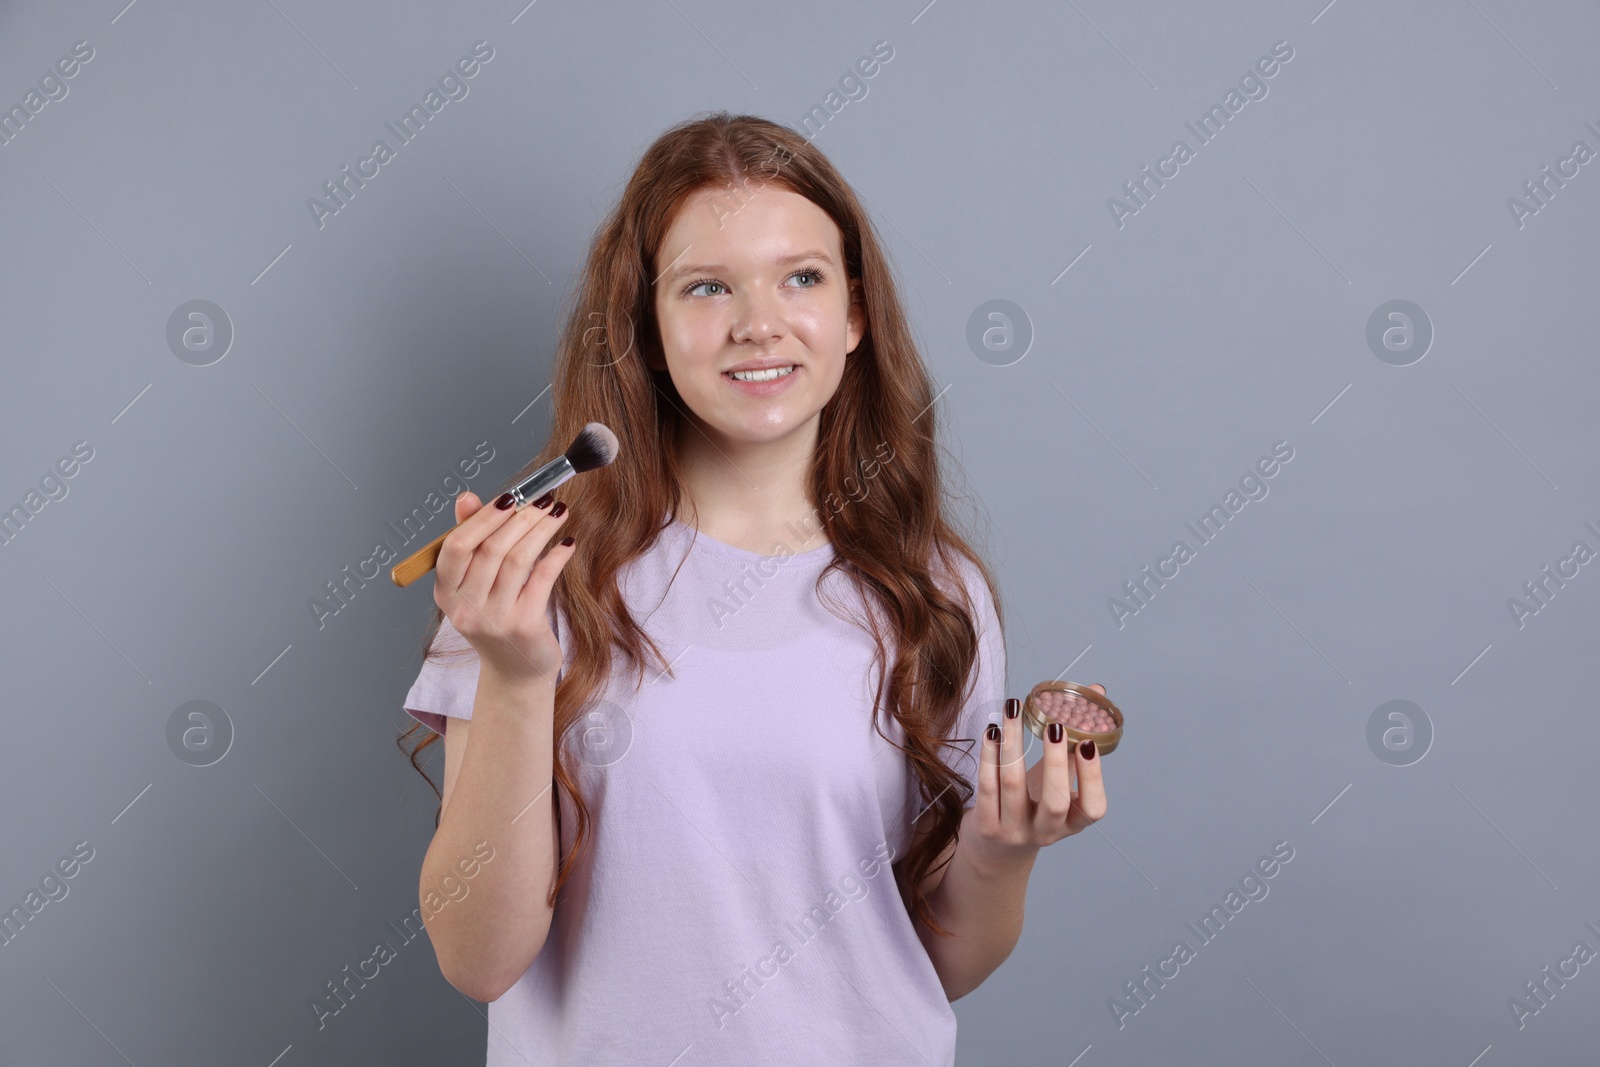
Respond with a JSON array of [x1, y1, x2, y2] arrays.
[[845, 277, 866, 356]]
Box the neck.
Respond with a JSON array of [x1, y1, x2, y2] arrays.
[[672, 414, 829, 556]]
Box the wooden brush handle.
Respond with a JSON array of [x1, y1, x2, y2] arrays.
[[391, 528, 453, 588]]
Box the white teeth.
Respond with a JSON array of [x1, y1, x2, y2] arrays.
[[729, 365, 795, 382]]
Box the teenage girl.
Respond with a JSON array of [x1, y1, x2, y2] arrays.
[[398, 111, 1110, 1066]]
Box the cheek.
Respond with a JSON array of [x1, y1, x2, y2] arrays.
[[795, 313, 849, 374], [656, 308, 718, 375], [800, 297, 853, 351], [797, 342, 848, 404], [815, 357, 847, 400]]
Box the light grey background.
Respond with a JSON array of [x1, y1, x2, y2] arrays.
[[2, 0, 1597, 1064]]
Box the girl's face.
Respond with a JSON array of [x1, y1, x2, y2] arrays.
[[649, 184, 865, 452]]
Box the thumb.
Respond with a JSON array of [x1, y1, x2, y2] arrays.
[[455, 490, 485, 524]]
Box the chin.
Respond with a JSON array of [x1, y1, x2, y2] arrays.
[[719, 415, 816, 444]]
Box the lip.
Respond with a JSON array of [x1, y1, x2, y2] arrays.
[[723, 363, 799, 397]]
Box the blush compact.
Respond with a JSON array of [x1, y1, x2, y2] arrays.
[[1020, 681, 1124, 755]]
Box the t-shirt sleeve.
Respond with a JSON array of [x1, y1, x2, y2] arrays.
[[402, 613, 481, 736], [938, 553, 1008, 811], [402, 600, 567, 736]]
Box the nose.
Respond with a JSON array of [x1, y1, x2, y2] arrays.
[[731, 286, 784, 346]]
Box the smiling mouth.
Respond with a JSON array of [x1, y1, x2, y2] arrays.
[[725, 365, 797, 382]]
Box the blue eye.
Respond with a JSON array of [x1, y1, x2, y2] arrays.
[[681, 268, 826, 297]]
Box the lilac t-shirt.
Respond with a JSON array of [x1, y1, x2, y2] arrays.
[[403, 515, 1006, 1066]]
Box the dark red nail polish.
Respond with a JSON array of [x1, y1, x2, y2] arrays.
[[1048, 722, 1064, 743], [532, 492, 555, 509], [550, 501, 567, 518], [1005, 697, 1020, 719], [985, 723, 1001, 742], [494, 493, 514, 510], [1079, 739, 1096, 760], [559, 535, 574, 547]]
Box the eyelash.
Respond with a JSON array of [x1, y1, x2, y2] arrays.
[[681, 268, 827, 298]]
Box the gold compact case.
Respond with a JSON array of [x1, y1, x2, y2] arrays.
[[1020, 681, 1124, 755]]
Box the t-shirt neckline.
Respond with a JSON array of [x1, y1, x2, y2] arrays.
[[665, 514, 835, 567]]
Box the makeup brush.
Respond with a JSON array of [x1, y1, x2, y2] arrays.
[[390, 422, 620, 588]]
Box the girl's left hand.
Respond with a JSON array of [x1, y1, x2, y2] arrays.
[[967, 685, 1110, 868]]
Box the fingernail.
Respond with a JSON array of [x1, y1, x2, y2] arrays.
[[985, 723, 1001, 742], [1048, 722, 1064, 744], [1092, 682, 1105, 690], [550, 501, 568, 518], [559, 535, 575, 547], [494, 493, 514, 510], [1079, 739, 1096, 760], [532, 492, 555, 509], [1005, 698, 1020, 719]]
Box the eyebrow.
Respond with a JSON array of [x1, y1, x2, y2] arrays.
[[663, 249, 835, 284]]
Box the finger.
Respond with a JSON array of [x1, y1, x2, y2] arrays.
[[1067, 737, 1108, 831], [437, 491, 518, 593], [997, 697, 1029, 827], [975, 717, 1004, 833], [454, 491, 484, 525], [455, 499, 552, 612], [1032, 721, 1076, 836], [485, 505, 571, 615], [515, 520, 578, 612], [435, 491, 483, 589]]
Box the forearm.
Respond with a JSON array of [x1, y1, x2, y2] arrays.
[[917, 816, 1038, 1001], [421, 670, 559, 1002]]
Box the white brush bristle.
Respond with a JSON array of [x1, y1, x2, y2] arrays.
[[565, 422, 620, 473]]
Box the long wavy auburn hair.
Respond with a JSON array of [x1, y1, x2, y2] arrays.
[[398, 110, 1006, 939]]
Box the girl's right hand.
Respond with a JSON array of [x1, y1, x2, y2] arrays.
[[433, 490, 576, 686]]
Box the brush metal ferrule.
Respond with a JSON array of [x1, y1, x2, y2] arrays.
[[508, 455, 577, 508]]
